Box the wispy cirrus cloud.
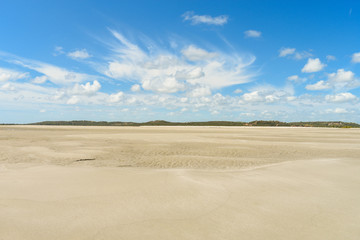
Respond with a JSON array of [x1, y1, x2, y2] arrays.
[[182, 11, 228, 26], [0, 67, 28, 82], [0, 52, 96, 86], [103, 30, 256, 93]]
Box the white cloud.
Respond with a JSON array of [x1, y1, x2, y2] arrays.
[[10, 58, 93, 85], [287, 75, 299, 81], [67, 49, 91, 60], [241, 86, 294, 104], [327, 69, 360, 89], [106, 62, 137, 79], [70, 80, 101, 96], [67, 96, 79, 105], [326, 108, 348, 114], [287, 75, 307, 83], [325, 92, 357, 103], [351, 52, 360, 63], [278, 47, 312, 60], [188, 86, 211, 97], [234, 88, 242, 93], [53, 46, 64, 56], [103, 31, 256, 93], [326, 55, 336, 61], [305, 80, 330, 90], [306, 69, 359, 91], [328, 69, 355, 83], [108, 91, 124, 103], [244, 30, 261, 38], [334, 108, 348, 113], [175, 67, 204, 80], [279, 47, 296, 57], [32, 75, 48, 84], [142, 76, 185, 93], [182, 45, 217, 61], [52, 80, 102, 104], [265, 94, 280, 103], [0, 67, 28, 82], [182, 11, 228, 26], [131, 84, 141, 92], [1, 83, 15, 91], [302, 58, 326, 73], [242, 91, 263, 102], [293, 51, 312, 60]]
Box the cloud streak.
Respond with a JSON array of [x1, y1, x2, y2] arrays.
[[182, 11, 228, 26], [244, 30, 261, 38]]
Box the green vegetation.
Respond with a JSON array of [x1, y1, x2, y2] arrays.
[[26, 120, 360, 128]]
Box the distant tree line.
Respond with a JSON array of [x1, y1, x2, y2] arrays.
[[26, 120, 360, 128]]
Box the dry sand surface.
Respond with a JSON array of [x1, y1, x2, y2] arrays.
[[0, 125, 360, 239]]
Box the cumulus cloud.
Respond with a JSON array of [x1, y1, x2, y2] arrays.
[[325, 92, 357, 103], [306, 69, 359, 91], [131, 84, 141, 92], [0, 67, 28, 82], [244, 30, 261, 38], [305, 80, 330, 90], [182, 11, 228, 26], [103, 30, 256, 93], [52, 80, 101, 105], [328, 69, 359, 89], [108, 91, 124, 103], [188, 86, 211, 97], [241, 86, 294, 104], [70, 80, 101, 96], [302, 58, 326, 73], [242, 91, 263, 102], [67, 49, 91, 60], [142, 76, 185, 93], [351, 52, 360, 63], [328, 69, 355, 83]]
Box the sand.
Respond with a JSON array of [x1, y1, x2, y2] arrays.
[[0, 125, 360, 239]]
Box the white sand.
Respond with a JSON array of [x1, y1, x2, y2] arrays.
[[0, 126, 359, 239]]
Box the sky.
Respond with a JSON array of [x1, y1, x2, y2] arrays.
[[1, 0, 360, 123]]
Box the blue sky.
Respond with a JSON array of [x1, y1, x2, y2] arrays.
[[1, 0, 360, 123]]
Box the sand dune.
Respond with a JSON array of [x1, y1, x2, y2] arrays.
[[0, 126, 360, 239]]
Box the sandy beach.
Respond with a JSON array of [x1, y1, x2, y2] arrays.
[[1, 126, 360, 239]]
